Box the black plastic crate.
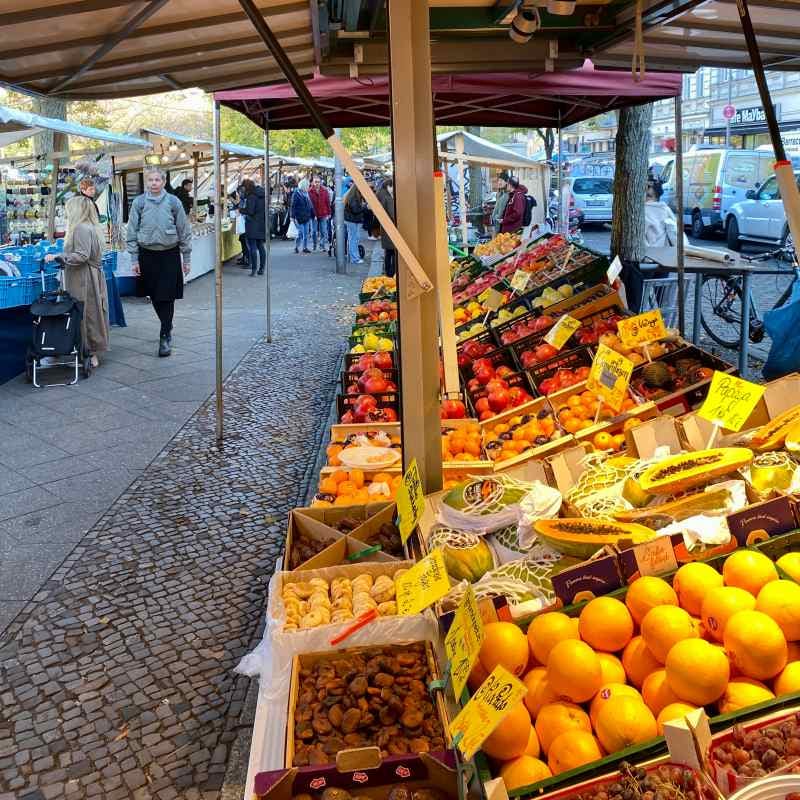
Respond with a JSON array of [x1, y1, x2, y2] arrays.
[[466, 370, 535, 413], [337, 391, 400, 423], [341, 367, 399, 394], [344, 351, 397, 371], [526, 345, 594, 395]]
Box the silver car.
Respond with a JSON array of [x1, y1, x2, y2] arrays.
[[567, 176, 613, 224]]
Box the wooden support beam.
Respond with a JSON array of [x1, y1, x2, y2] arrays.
[[0, 0, 137, 27]]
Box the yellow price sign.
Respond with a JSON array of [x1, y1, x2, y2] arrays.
[[697, 371, 765, 432], [396, 458, 424, 544], [510, 269, 530, 294], [485, 288, 505, 312], [444, 586, 484, 701], [395, 550, 451, 616], [448, 665, 528, 760], [617, 310, 667, 349], [587, 343, 635, 412], [544, 314, 581, 351]]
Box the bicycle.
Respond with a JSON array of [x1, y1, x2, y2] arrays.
[[699, 244, 799, 349]]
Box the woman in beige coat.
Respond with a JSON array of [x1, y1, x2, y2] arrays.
[[45, 195, 110, 366]]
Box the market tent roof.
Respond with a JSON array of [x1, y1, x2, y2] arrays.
[[215, 66, 683, 130], [0, 104, 151, 150], [437, 130, 539, 168]]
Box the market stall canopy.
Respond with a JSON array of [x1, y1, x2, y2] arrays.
[[215, 66, 683, 130], [0, 104, 151, 151], [437, 130, 540, 168]]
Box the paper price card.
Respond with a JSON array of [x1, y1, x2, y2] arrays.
[[617, 309, 667, 349], [448, 665, 528, 760], [510, 269, 530, 294], [396, 458, 425, 544], [607, 255, 623, 284], [444, 586, 484, 701], [485, 288, 505, 312], [587, 343, 635, 412], [697, 371, 765, 432], [395, 550, 450, 616], [544, 314, 581, 351]]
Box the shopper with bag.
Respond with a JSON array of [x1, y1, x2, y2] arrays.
[[309, 175, 331, 251], [376, 178, 396, 277], [500, 177, 529, 233], [291, 178, 315, 254], [233, 188, 249, 269], [127, 166, 192, 358], [343, 183, 366, 265], [241, 179, 267, 276]]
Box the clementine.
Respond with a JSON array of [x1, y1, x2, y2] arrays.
[[579, 597, 634, 653]]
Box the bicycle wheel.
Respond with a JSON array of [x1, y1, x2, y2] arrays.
[[700, 275, 745, 349]]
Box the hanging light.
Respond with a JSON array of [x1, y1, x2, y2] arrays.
[[510, 1, 541, 43], [547, 0, 576, 14], [169, 140, 178, 153]]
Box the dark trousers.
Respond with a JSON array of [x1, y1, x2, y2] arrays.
[[152, 300, 174, 337], [247, 238, 266, 273], [384, 248, 396, 278], [238, 234, 249, 262]]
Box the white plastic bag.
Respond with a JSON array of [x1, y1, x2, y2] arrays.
[[235, 213, 246, 234], [287, 218, 298, 239]]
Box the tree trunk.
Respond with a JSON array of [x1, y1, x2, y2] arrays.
[[536, 128, 555, 162], [31, 97, 68, 157], [465, 125, 482, 210], [610, 103, 653, 263]]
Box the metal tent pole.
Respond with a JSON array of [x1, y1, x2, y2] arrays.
[[192, 153, 199, 219], [675, 92, 686, 337], [334, 127, 346, 273], [213, 99, 224, 443], [264, 116, 272, 343], [557, 119, 564, 234]]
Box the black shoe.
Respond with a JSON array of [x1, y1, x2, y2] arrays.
[[294, 248, 299, 254], [302, 248, 311, 253], [257, 269, 264, 275], [236, 258, 246, 265], [158, 336, 171, 357], [239, 263, 250, 269], [166, 333, 172, 345]]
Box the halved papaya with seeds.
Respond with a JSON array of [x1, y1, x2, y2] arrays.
[[750, 404, 800, 451], [614, 487, 732, 528], [637, 448, 753, 496], [534, 518, 656, 559]]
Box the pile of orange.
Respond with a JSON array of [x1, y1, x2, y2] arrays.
[[326, 433, 402, 467], [475, 551, 800, 794], [441, 422, 484, 462], [313, 469, 402, 507], [555, 390, 637, 435], [482, 412, 558, 463]]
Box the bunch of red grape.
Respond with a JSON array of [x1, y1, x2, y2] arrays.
[[712, 714, 800, 779], [572, 762, 713, 800]]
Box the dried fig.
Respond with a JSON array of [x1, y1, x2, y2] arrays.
[[312, 715, 333, 736], [401, 709, 424, 729], [341, 707, 362, 734], [349, 676, 368, 696], [328, 704, 344, 728], [387, 788, 413, 800], [321, 789, 352, 800], [308, 746, 329, 766], [374, 672, 394, 687]]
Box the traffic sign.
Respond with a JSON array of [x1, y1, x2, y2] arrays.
[[723, 105, 736, 121]]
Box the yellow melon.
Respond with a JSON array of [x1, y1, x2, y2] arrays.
[[724, 610, 788, 681]]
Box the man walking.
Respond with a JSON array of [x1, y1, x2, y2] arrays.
[[308, 175, 331, 251]]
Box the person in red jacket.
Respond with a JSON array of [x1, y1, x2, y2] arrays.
[[309, 175, 332, 251], [500, 177, 528, 233]]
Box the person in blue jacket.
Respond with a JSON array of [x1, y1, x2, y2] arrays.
[[291, 178, 315, 254]]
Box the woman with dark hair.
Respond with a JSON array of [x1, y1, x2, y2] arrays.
[[645, 179, 680, 247], [242, 178, 267, 276], [500, 176, 529, 233], [343, 184, 366, 264], [375, 178, 395, 277]]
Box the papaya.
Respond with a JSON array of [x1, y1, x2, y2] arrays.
[[534, 518, 656, 559], [428, 526, 495, 582], [783, 419, 800, 455], [614, 487, 732, 529], [638, 448, 753, 496], [750, 404, 800, 451]]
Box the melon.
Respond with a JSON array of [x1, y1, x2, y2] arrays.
[[428, 525, 495, 582]]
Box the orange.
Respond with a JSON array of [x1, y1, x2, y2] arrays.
[[480, 622, 530, 678], [640, 605, 698, 664], [334, 494, 356, 506], [724, 610, 788, 681], [656, 702, 698, 735], [756, 580, 800, 641], [595, 696, 658, 754], [612, 434, 627, 451], [527, 612, 579, 666], [701, 586, 757, 642], [673, 562, 724, 616], [336, 480, 357, 496], [548, 731, 604, 775], [642, 669, 681, 716], [547, 640, 603, 703], [319, 477, 338, 495], [626, 577, 679, 626], [524, 727, 541, 759], [773, 661, 800, 696], [665, 639, 730, 705], [592, 432, 614, 451], [523, 668, 557, 718], [481, 700, 532, 760], [589, 683, 642, 728], [597, 653, 627, 686], [468, 660, 489, 693], [372, 471, 392, 484], [567, 395, 583, 409], [718, 678, 775, 714], [535, 701, 592, 754], [722, 550, 779, 596], [499, 756, 552, 791], [331, 470, 350, 484], [579, 597, 634, 653], [563, 418, 581, 434], [622, 636, 662, 688]]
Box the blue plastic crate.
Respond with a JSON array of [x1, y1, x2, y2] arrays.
[[0, 272, 59, 309]]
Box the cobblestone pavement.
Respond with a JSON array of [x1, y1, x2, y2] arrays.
[[0, 241, 371, 799]]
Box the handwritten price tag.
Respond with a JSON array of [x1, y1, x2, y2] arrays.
[[544, 314, 581, 351], [697, 372, 765, 432], [617, 310, 667, 349], [444, 586, 484, 701], [448, 665, 528, 759], [587, 343, 635, 412], [395, 550, 450, 616], [510, 270, 530, 294], [484, 288, 505, 312], [607, 255, 623, 284], [396, 458, 425, 544]]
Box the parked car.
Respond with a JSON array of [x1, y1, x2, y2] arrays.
[[567, 176, 614, 224], [724, 171, 800, 251]]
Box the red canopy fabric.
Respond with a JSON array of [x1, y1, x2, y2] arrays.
[[215, 65, 682, 130]]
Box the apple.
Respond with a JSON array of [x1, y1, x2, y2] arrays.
[[488, 388, 510, 413], [373, 351, 393, 369], [441, 399, 466, 419], [467, 377, 482, 394], [520, 351, 538, 369], [479, 409, 494, 421], [363, 376, 388, 394], [539, 377, 556, 395], [384, 381, 397, 391], [474, 364, 495, 385], [531, 315, 554, 333], [496, 365, 515, 379], [475, 397, 491, 414], [534, 343, 558, 362], [382, 407, 399, 422], [341, 411, 355, 424], [485, 378, 509, 394]]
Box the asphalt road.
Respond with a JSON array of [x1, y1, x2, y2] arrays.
[[578, 224, 796, 378]]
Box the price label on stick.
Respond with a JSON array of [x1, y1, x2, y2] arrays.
[[395, 550, 450, 616], [448, 665, 528, 760], [396, 458, 424, 544], [444, 586, 484, 701], [510, 269, 530, 294], [587, 343, 634, 412], [617, 309, 667, 349], [697, 371, 765, 432], [607, 255, 623, 285], [484, 288, 505, 312], [544, 314, 581, 351]]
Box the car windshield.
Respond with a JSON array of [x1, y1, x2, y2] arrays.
[[572, 178, 612, 195], [758, 177, 780, 201]]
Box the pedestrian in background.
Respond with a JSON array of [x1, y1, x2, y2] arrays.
[[242, 179, 267, 276], [174, 178, 194, 217], [500, 176, 528, 233], [343, 183, 365, 264], [232, 189, 250, 270], [291, 178, 315, 254], [127, 166, 192, 358], [491, 171, 510, 233], [375, 178, 395, 277], [309, 175, 331, 251]]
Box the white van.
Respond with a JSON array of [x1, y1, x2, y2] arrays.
[[661, 147, 775, 238]]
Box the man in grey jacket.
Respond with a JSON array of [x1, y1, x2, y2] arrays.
[[127, 167, 192, 357]]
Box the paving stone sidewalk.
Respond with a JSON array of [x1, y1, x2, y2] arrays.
[[0, 241, 371, 799]]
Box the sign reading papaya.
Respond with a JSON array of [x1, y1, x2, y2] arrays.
[[444, 586, 484, 701], [617, 309, 667, 349], [396, 458, 424, 544], [697, 371, 765, 432], [587, 343, 635, 412], [448, 665, 528, 759], [544, 314, 581, 351], [395, 550, 450, 615]]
